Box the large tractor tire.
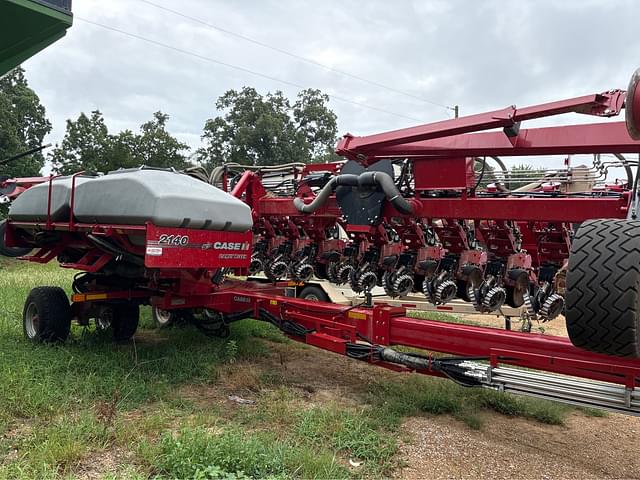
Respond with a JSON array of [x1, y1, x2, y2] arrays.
[[23, 286, 71, 343], [0, 220, 31, 257], [566, 219, 640, 358]]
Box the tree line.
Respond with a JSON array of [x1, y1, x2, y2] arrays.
[[2, 68, 545, 184], [1, 68, 340, 177]]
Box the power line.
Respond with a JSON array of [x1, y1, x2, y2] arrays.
[[137, 0, 455, 112], [75, 16, 423, 122]]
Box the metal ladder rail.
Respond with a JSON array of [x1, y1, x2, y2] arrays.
[[456, 361, 640, 415]]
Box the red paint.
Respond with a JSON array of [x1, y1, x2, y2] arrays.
[[145, 224, 252, 269]]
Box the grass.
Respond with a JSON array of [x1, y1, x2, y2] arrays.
[[152, 427, 348, 479], [408, 309, 484, 326], [365, 374, 570, 431], [0, 259, 589, 478]]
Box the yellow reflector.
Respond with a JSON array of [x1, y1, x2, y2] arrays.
[[85, 293, 108, 301], [348, 311, 367, 320]]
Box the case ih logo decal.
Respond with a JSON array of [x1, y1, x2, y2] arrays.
[[210, 241, 251, 251], [144, 224, 252, 269], [233, 295, 251, 303]]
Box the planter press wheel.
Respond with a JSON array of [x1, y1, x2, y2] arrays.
[[23, 286, 71, 343], [566, 219, 640, 358]]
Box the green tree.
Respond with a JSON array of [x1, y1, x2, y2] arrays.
[[198, 88, 338, 167], [509, 163, 546, 186], [49, 110, 114, 174], [50, 111, 190, 174], [0, 67, 52, 177], [473, 161, 546, 190], [133, 111, 190, 169]]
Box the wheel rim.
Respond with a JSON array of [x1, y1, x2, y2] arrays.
[[155, 308, 173, 325], [24, 302, 39, 338], [304, 294, 320, 301], [96, 317, 111, 331]]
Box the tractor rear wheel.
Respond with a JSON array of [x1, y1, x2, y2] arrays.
[[23, 286, 71, 343], [566, 219, 640, 358]]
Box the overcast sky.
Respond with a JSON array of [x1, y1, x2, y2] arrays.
[[22, 0, 640, 168]]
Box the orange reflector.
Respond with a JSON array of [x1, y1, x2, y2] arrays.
[[71, 293, 108, 303], [86, 293, 108, 301]]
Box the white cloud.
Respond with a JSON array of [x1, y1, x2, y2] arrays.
[[20, 0, 640, 168]]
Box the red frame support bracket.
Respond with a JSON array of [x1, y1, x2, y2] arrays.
[[196, 282, 640, 388], [337, 90, 628, 158]]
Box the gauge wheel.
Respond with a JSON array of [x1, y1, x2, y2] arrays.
[[298, 285, 329, 302]]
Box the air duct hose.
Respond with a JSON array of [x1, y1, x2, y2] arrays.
[[293, 171, 413, 215]]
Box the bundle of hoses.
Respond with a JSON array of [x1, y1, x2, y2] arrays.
[[184, 163, 307, 187], [192, 309, 253, 337], [257, 306, 487, 387], [346, 342, 486, 387], [258, 308, 314, 337], [293, 170, 414, 215]]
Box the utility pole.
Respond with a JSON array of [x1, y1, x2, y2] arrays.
[[454, 105, 459, 118]]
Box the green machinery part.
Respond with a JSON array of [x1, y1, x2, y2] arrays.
[[0, 0, 73, 77]]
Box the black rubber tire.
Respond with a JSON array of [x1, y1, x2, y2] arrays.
[[505, 286, 524, 308], [111, 303, 139, 342], [456, 280, 471, 302], [566, 219, 640, 358], [23, 286, 71, 343], [298, 285, 330, 302], [0, 220, 31, 257]]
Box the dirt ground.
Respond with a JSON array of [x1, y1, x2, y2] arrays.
[[458, 312, 570, 337], [396, 412, 640, 479], [395, 312, 640, 480]]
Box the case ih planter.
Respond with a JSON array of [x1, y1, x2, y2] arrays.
[[6, 69, 640, 415]]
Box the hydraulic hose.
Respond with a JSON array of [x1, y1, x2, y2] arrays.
[[293, 171, 413, 215], [87, 234, 144, 266], [208, 162, 308, 187], [613, 153, 634, 188], [293, 174, 356, 213]]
